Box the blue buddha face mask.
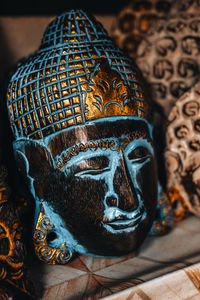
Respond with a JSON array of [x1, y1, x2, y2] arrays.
[[14, 119, 157, 259], [6, 10, 158, 263]]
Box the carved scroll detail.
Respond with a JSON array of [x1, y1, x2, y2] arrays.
[[33, 205, 73, 264]]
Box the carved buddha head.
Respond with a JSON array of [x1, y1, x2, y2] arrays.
[[6, 10, 157, 263]]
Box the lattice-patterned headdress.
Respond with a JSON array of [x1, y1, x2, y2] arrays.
[[7, 9, 150, 140]]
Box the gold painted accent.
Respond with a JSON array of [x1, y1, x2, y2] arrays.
[[0, 185, 30, 292], [33, 206, 72, 264], [0, 222, 23, 269], [84, 61, 144, 122], [168, 187, 189, 221], [0, 267, 7, 280], [8, 51, 148, 139], [0, 187, 8, 205]]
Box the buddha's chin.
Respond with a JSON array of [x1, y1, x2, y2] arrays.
[[77, 214, 152, 258]]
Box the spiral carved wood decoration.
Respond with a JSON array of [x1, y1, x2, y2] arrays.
[[110, 0, 173, 60], [165, 81, 200, 217], [135, 0, 200, 118]]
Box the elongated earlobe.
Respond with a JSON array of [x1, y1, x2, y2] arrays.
[[33, 205, 73, 264]]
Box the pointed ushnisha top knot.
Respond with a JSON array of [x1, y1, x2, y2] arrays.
[[40, 9, 111, 49]]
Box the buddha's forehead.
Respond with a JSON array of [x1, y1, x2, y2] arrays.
[[47, 118, 151, 158]]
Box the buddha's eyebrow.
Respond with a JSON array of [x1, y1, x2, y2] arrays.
[[54, 130, 151, 170], [75, 155, 110, 169]]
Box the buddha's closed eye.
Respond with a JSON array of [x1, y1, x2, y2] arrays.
[[74, 155, 110, 178], [75, 167, 110, 178], [127, 147, 152, 164]]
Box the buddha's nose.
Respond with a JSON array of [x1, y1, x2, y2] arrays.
[[105, 152, 139, 212]]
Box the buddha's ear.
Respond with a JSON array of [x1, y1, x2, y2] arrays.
[[13, 140, 54, 178]]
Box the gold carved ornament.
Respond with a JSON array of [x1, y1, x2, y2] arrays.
[[0, 166, 34, 297], [33, 205, 73, 264], [167, 187, 189, 221]]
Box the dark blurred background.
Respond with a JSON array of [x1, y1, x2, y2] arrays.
[[0, 1, 130, 15], [0, 2, 123, 82]]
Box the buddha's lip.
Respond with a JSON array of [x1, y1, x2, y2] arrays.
[[102, 206, 145, 232], [106, 215, 142, 228]]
